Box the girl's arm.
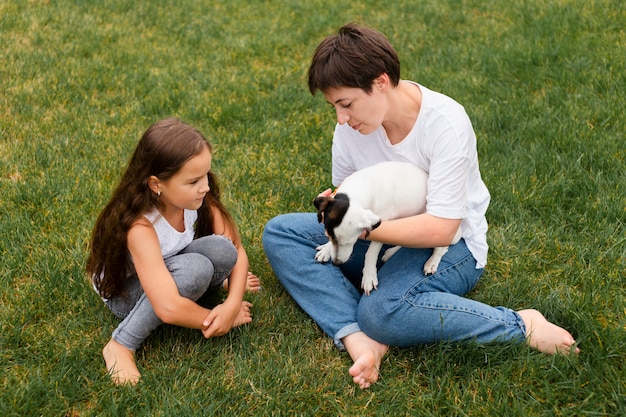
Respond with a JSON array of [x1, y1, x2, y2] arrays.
[[201, 207, 252, 337], [127, 218, 211, 328]]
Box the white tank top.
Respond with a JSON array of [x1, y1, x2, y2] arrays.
[[144, 208, 197, 258]]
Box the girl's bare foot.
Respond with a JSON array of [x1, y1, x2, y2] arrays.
[[517, 309, 580, 355], [232, 301, 254, 328], [222, 271, 262, 293], [102, 338, 141, 385], [343, 331, 389, 389]]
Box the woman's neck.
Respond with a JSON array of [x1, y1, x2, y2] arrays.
[[382, 81, 422, 145]]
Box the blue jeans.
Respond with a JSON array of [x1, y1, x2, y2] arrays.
[[105, 235, 238, 350], [263, 213, 527, 349]]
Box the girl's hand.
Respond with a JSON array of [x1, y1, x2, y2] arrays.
[[200, 300, 253, 338]]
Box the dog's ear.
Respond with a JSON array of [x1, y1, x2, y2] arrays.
[[313, 195, 328, 210], [314, 196, 331, 223], [358, 209, 382, 232]]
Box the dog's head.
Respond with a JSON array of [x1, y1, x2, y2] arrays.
[[314, 193, 381, 264]]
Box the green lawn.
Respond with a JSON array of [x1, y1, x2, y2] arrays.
[[1, 0, 624, 415]]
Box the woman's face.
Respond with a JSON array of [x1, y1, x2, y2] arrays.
[[323, 80, 388, 135]]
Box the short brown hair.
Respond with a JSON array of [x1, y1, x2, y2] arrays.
[[308, 23, 400, 95]]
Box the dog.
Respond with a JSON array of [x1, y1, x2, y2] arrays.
[[313, 161, 461, 295]]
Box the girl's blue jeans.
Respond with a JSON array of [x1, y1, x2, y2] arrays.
[[104, 235, 238, 350], [263, 213, 527, 349]]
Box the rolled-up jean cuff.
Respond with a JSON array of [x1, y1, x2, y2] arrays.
[[511, 310, 528, 344], [333, 323, 362, 350]]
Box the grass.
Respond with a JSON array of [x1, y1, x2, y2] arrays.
[[1, 0, 624, 415]]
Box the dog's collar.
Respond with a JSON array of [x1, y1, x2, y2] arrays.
[[365, 219, 382, 240]]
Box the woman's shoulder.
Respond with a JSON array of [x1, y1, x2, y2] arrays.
[[415, 84, 473, 135], [417, 84, 466, 113]]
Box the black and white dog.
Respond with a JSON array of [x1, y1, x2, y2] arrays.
[[314, 161, 461, 295]]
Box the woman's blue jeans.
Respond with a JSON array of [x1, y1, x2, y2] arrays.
[[105, 235, 238, 350], [263, 213, 526, 349]]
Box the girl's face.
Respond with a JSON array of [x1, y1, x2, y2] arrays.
[[323, 78, 388, 135], [156, 146, 212, 211]]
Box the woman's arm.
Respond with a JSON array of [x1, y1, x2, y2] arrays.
[[127, 218, 211, 328], [367, 213, 461, 248]]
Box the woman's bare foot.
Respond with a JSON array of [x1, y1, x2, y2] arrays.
[[102, 338, 141, 385], [343, 331, 389, 389], [517, 309, 580, 355], [222, 271, 262, 293]]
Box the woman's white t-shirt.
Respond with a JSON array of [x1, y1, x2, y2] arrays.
[[330, 82, 490, 268]]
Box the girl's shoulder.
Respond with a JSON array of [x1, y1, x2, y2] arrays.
[[143, 207, 161, 223], [128, 218, 156, 239], [131, 216, 154, 228], [127, 216, 159, 251], [129, 212, 158, 236]]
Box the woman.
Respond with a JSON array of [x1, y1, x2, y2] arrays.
[[263, 23, 578, 389]]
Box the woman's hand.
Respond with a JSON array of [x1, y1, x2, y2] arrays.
[[318, 188, 333, 198]]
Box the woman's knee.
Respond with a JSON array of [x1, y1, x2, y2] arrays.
[[263, 215, 288, 256], [267, 213, 321, 234], [264, 213, 299, 241], [357, 295, 395, 340], [264, 213, 325, 247]]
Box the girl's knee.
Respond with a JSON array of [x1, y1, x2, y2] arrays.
[[208, 235, 237, 272], [187, 235, 237, 273], [172, 254, 214, 299]]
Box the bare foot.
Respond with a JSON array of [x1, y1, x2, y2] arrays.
[[102, 338, 141, 385], [222, 271, 262, 293], [343, 331, 389, 389], [232, 301, 254, 328], [517, 309, 580, 355]]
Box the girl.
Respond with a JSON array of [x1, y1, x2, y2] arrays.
[[87, 118, 260, 385]]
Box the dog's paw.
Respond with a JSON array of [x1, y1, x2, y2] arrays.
[[381, 246, 401, 263], [361, 270, 379, 296], [423, 256, 441, 275], [423, 247, 449, 275], [314, 242, 333, 263]]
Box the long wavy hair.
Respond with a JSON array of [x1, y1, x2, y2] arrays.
[[86, 118, 239, 299]]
